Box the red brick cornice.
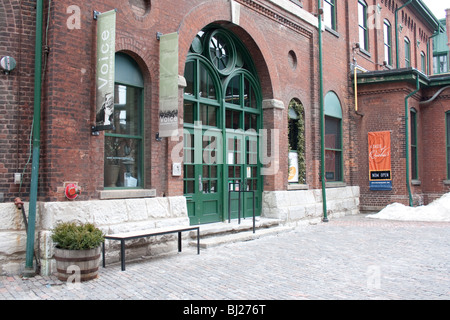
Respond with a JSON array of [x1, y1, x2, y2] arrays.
[[237, 0, 313, 38]]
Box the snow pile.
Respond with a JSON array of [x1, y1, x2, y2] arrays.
[[367, 193, 450, 222]]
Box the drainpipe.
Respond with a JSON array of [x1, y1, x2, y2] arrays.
[[395, 0, 413, 69], [318, 0, 328, 222], [419, 86, 450, 105], [404, 72, 420, 207], [24, 0, 44, 277], [354, 66, 366, 114]]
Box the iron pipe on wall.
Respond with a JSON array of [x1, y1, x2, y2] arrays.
[[24, 0, 44, 277]]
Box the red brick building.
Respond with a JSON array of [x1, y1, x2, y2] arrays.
[[1, 0, 449, 275]]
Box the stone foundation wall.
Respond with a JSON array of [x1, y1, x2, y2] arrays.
[[0, 196, 189, 276], [262, 186, 360, 225], [0, 202, 29, 275], [1, 187, 359, 276]]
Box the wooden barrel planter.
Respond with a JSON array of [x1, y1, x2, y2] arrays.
[[54, 246, 101, 282]]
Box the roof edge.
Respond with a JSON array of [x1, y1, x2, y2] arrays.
[[355, 67, 450, 87]]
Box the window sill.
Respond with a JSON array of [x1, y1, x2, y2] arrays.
[[99, 189, 156, 200], [289, 0, 303, 7], [325, 181, 346, 188], [358, 47, 371, 58], [287, 183, 309, 190], [444, 180, 450, 185], [411, 180, 421, 186], [325, 27, 340, 38]]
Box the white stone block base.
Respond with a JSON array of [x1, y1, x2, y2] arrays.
[[0, 196, 189, 276], [262, 186, 360, 226]]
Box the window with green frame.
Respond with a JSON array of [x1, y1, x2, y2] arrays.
[[323, 0, 336, 31], [104, 53, 144, 188], [404, 37, 411, 68], [324, 92, 343, 182], [383, 19, 392, 66], [420, 52, 426, 74], [358, 0, 368, 51], [183, 26, 262, 224], [410, 108, 418, 180], [288, 99, 306, 184], [434, 54, 449, 74]]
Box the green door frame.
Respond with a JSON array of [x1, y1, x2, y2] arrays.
[[222, 70, 262, 221], [184, 55, 223, 224], [183, 27, 263, 225]]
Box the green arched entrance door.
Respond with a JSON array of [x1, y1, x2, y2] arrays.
[[183, 27, 263, 225]]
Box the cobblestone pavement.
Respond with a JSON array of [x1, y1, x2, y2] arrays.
[[1, 214, 449, 301]]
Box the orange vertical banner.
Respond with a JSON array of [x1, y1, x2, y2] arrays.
[[368, 131, 392, 190]]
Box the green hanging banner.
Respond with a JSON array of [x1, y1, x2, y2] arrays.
[[159, 32, 179, 137], [95, 9, 116, 127]]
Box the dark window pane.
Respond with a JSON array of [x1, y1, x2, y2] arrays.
[[185, 180, 194, 194], [289, 118, 299, 151], [184, 101, 194, 124], [447, 114, 450, 144], [200, 104, 217, 127], [243, 78, 257, 109], [225, 76, 240, 105], [184, 61, 194, 96], [113, 85, 141, 136], [325, 115, 342, 182], [325, 116, 341, 149], [185, 165, 194, 178], [325, 150, 342, 182], [447, 147, 450, 178], [245, 113, 257, 131], [411, 146, 417, 179], [199, 65, 216, 99], [209, 33, 230, 71], [244, 78, 250, 108], [226, 109, 240, 129], [104, 136, 141, 187]]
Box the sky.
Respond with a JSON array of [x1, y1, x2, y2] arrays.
[[422, 0, 448, 20]]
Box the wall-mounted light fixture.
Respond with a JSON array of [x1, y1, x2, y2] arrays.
[[0, 56, 17, 74]]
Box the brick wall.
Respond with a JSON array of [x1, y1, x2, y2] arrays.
[[0, 0, 37, 203], [1, 0, 322, 202], [356, 80, 450, 209], [0, 0, 445, 208], [355, 82, 410, 208], [447, 8, 450, 47], [420, 89, 450, 203], [345, 0, 433, 72]]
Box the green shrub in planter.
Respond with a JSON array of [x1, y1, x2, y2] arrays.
[[51, 222, 105, 282], [51, 222, 104, 250]]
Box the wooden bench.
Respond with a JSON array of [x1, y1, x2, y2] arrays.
[[102, 226, 200, 271]]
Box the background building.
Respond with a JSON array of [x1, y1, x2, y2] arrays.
[[433, 18, 449, 75]]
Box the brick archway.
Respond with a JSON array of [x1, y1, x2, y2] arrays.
[[177, 0, 277, 101]]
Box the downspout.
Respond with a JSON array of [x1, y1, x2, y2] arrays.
[[405, 73, 420, 207], [395, 0, 413, 69], [354, 66, 366, 114], [24, 0, 44, 277], [318, 0, 328, 222], [420, 86, 450, 105]]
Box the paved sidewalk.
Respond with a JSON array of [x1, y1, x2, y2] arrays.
[[1, 214, 449, 301]]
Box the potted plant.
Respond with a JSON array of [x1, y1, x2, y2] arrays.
[[51, 222, 104, 282]]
